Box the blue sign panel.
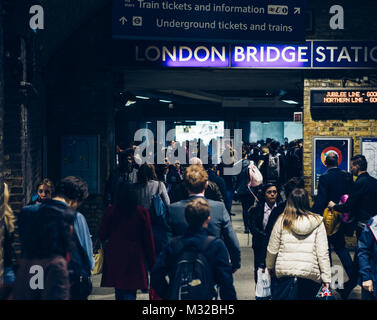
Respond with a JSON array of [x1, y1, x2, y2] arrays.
[[111, 40, 377, 69], [312, 41, 377, 68], [112, 0, 307, 42], [230, 43, 311, 68], [133, 42, 229, 67]]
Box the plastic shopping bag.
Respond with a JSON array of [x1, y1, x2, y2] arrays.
[[255, 268, 271, 300]]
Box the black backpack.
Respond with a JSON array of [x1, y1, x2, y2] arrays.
[[68, 226, 93, 300], [169, 236, 216, 300]]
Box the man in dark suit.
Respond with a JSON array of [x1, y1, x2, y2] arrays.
[[312, 152, 354, 280], [167, 164, 241, 273], [329, 154, 377, 299]]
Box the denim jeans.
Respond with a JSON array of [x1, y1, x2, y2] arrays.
[[225, 189, 234, 214], [115, 289, 137, 300]]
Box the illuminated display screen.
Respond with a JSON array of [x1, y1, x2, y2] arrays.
[[311, 89, 377, 107], [175, 121, 224, 145]]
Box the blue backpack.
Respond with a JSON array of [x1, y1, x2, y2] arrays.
[[150, 182, 169, 254]]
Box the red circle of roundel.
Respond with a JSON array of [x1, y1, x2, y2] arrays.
[[321, 146, 342, 166]]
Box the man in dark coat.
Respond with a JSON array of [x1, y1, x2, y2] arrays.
[[248, 183, 280, 282], [206, 163, 229, 214], [312, 152, 354, 278], [104, 149, 138, 207], [167, 165, 241, 273], [329, 154, 377, 299], [151, 198, 237, 300]]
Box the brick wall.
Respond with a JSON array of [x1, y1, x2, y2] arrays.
[[303, 78, 377, 247], [2, 35, 45, 212]]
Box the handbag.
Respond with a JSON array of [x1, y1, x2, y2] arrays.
[[315, 285, 335, 300], [323, 208, 342, 236], [92, 242, 104, 275], [255, 268, 272, 300]]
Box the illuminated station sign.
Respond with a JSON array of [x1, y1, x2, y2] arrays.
[[311, 89, 377, 107], [112, 40, 377, 69]]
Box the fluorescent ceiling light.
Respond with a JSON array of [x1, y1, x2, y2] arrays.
[[135, 95, 150, 100], [125, 100, 136, 106], [281, 100, 299, 104], [159, 99, 172, 103]]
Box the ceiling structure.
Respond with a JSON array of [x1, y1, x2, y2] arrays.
[[118, 68, 304, 121]]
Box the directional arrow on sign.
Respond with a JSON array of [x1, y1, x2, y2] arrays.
[[119, 16, 127, 25], [294, 7, 301, 14]]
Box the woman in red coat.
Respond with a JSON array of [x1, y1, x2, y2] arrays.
[[99, 182, 156, 300]]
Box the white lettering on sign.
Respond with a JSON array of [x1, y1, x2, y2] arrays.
[[233, 46, 309, 63], [136, 45, 227, 63], [315, 46, 377, 63], [329, 5, 344, 30], [29, 5, 44, 30]]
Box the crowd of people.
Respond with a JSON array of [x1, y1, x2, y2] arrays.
[[1, 136, 377, 301]]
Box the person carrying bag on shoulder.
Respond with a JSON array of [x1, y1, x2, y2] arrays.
[[266, 188, 332, 300]]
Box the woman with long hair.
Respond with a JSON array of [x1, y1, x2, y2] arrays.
[[99, 182, 155, 300], [136, 163, 170, 255], [266, 188, 331, 300]]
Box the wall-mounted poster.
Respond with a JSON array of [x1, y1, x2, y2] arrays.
[[360, 137, 377, 180], [312, 137, 352, 196]]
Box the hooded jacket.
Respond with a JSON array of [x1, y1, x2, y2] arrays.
[[266, 214, 331, 284]]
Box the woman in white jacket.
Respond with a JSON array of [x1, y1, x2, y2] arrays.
[[266, 188, 331, 300]]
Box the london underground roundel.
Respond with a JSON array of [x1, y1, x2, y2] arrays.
[[321, 146, 342, 166]]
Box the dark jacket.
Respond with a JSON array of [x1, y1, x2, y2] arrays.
[[99, 205, 156, 290], [167, 196, 241, 271], [150, 227, 237, 300], [167, 167, 182, 185], [248, 200, 282, 266], [17, 200, 92, 300], [104, 166, 138, 207], [236, 159, 251, 195], [358, 215, 377, 297], [16, 203, 42, 256], [286, 146, 302, 179], [312, 167, 353, 215], [259, 152, 286, 185], [208, 170, 228, 204], [169, 181, 223, 204], [334, 172, 377, 223], [12, 256, 70, 300]]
